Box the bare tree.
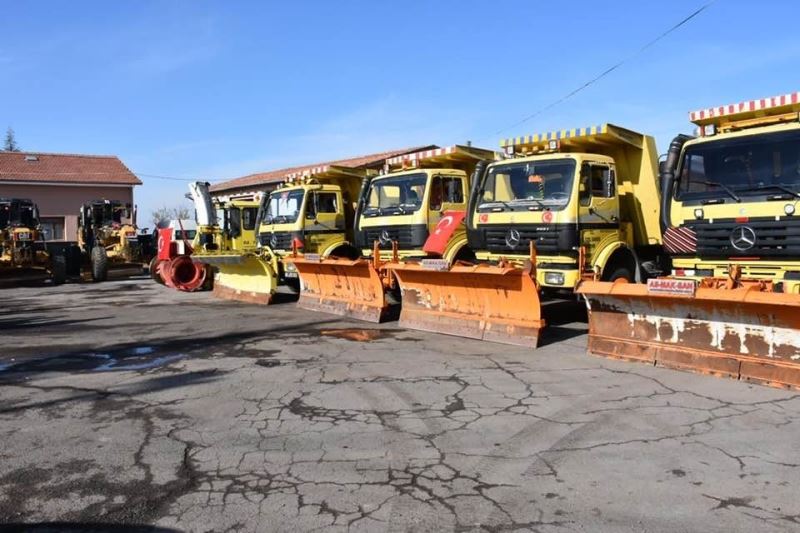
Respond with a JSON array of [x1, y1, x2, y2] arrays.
[[151, 205, 193, 228]]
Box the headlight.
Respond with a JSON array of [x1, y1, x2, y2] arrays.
[[785, 204, 795, 216], [694, 208, 704, 219], [285, 263, 297, 272], [544, 272, 565, 286]]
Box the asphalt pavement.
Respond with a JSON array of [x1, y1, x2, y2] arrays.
[[1, 277, 798, 532]]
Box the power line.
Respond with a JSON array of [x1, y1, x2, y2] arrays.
[[484, 0, 716, 140], [134, 172, 203, 182]]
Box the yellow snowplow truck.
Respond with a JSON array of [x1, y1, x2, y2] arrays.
[[183, 181, 260, 291], [578, 92, 800, 389], [78, 200, 155, 282], [210, 165, 368, 303], [288, 145, 496, 322], [389, 124, 662, 347], [0, 198, 67, 285]]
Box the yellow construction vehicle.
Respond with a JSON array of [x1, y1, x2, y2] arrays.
[[288, 145, 496, 321], [389, 124, 662, 347], [175, 182, 261, 292], [578, 92, 800, 389], [209, 165, 368, 303], [0, 197, 67, 285], [78, 200, 155, 282]]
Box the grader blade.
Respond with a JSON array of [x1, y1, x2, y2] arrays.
[[200, 254, 278, 304], [578, 280, 800, 390], [390, 262, 545, 348], [289, 257, 389, 322]]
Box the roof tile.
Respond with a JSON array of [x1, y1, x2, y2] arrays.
[[210, 146, 435, 193], [0, 151, 141, 186]]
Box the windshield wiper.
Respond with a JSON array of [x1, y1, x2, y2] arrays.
[[739, 184, 800, 199], [702, 181, 741, 202], [514, 197, 546, 209]]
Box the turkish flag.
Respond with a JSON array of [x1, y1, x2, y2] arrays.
[[423, 210, 466, 255]]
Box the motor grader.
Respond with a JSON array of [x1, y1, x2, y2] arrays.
[[287, 145, 496, 321], [78, 200, 154, 282], [388, 124, 663, 347], [0, 197, 66, 285], [152, 182, 260, 292], [578, 91, 800, 389]]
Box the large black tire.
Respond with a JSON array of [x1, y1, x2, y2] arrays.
[[91, 246, 108, 282], [50, 254, 67, 285], [149, 256, 165, 285], [602, 263, 635, 282]]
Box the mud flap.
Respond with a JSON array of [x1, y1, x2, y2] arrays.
[[198, 254, 278, 304], [289, 257, 389, 322], [577, 280, 800, 389], [389, 262, 545, 348]]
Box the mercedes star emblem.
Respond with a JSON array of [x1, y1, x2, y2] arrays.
[[505, 228, 521, 249], [730, 225, 756, 251], [379, 229, 392, 245]]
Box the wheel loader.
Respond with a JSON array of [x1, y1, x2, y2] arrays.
[[190, 165, 369, 304], [78, 200, 155, 282], [388, 124, 663, 347], [155, 182, 260, 292], [577, 91, 800, 389], [0, 198, 67, 286], [286, 145, 497, 322]]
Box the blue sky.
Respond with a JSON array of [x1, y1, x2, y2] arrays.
[[3, 0, 800, 222]]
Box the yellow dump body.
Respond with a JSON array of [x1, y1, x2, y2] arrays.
[[664, 95, 800, 293], [580, 91, 800, 390], [472, 124, 660, 290], [290, 145, 496, 322]]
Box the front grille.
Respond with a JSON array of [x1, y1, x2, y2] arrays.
[[484, 226, 560, 254], [357, 224, 428, 250], [259, 232, 295, 250], [691, 217, 800, 257]]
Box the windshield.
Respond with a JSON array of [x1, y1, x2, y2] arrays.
[[479, 159, 576, 209], [266, 189, 305, 224], [676, 129, 800, 202], [1, 201, 37, 228], [364, 173, 427, 215]]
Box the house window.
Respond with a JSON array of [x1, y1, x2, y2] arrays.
[[40, 217, 65, 240]]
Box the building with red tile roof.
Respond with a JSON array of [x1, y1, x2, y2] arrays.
[[210, 146, 435, 198], [0, 151, 141, 240]]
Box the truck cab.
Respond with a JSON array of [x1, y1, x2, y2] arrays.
[[661, 93, 800, 294], [354, 145, 496, 262], [256, 166, 368, 282], [467, 124, 661, 291]]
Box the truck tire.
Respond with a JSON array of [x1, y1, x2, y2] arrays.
[[51, 254, 67, 285], [603, 264, 635, 283], [91, 246, 109, 282], [149, 256, 165, 284]]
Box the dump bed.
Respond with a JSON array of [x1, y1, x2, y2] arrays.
[[500, 123, 661, 246]]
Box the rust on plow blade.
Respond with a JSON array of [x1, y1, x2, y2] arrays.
[[390, 262, 544, 348], [289, 257, 388, 322], [578, 280, 800, 389]]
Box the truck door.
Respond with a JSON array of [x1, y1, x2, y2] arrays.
[[427, 174, 467, 234], [578, 162, 620, 256], [305, 189, 344, 249]]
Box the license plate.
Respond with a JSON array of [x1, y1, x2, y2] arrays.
[[285, 272, 298, 278], [303, 253, 321, 262], [420, 259, 449, 271]]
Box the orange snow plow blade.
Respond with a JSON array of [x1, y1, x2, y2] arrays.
[[577, 279, 800, 390], [390, 262, 544, 347], [288, 256, 389, 322]]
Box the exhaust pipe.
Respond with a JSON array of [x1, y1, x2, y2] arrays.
[[659, 134, 692, 235]]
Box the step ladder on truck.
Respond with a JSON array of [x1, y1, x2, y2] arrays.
[[388, 124, 664, 347], [207, 164, 369, 304], [578, 92, 800, 389], [286, 144, 497, 322]]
